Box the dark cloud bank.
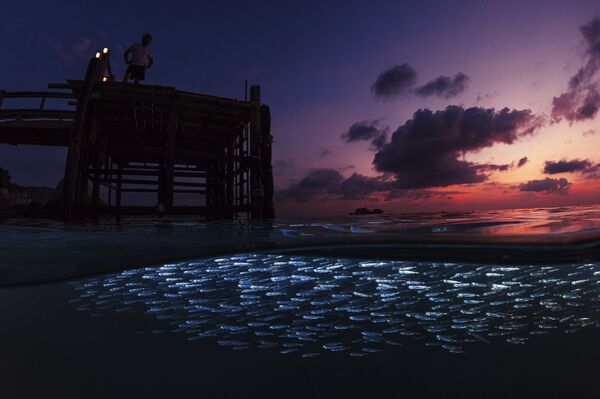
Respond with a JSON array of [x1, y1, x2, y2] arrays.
[[372, 105, 543, 189], [279, 105, 543, 202], [552, 18, 600, 123]]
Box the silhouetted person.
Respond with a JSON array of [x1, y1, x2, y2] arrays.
[[123, 33, 154, 84]]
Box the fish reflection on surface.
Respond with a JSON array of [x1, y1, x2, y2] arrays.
[[71, 255, 600, 357]]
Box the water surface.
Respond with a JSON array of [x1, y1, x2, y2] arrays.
[[2, 205, 600, 397]]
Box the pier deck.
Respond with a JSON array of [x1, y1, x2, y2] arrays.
[[0, 50, 274, 220]]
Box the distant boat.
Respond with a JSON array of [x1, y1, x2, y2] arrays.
[[349, 207, 384, 215]]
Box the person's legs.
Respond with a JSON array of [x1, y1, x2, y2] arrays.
[[123, 64, 133, 83], [136, 66, 146, 85]]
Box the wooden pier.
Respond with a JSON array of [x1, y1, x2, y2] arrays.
[[0, 49, 274, 221]]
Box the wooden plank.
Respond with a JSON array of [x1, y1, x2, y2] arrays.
[[2, 92, 74, 99], [100, 178, 158, 185], [47, 83, 73, 89], [109, 145, 224, 161], [163, 103, 179, 209], [173, 189, 206, 194], [97, 205, 208, 215], [0, 121, 73, 129], [99, 178, 206, 188], [66, 80, 249, 107], [119, 188, 157, 193], [98, 114, 244, 128], [0, 128, 70, 146], [92, 169, 207, 178], [0, 110, 75, 119], [92, 92, 251, 117]]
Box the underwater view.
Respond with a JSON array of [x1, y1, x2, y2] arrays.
[[2, 206, 600, 397]]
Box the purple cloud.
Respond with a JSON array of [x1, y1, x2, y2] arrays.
[[276, 168, 464, 203], [517, 157, 529, 168], [551, 18, 600, 123], [341, 120, 388, 151], [372, 105, 544, 189], [543, 159, 593, 174], [276, 169, 392, 202], [371, 64, 417, 99], [415, 73, 470, 99], [517, 178, 571, 194]]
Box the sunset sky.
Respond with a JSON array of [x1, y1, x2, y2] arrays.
[[2, 0, 600, 217]]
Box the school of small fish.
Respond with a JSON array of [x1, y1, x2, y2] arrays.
[[70, 254, 600, 357]]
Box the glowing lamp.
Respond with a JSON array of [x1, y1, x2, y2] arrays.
[[102, 48, 109, 54], [95, 52, 101, 58]]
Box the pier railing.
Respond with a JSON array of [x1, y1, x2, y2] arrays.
[[0, 91, 76, 146]]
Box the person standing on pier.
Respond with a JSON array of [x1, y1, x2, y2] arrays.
[[123, 33, 154, 84]]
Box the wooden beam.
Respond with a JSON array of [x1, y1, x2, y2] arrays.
[[0, 110, 75, 119], [0, 91, 75, 99]]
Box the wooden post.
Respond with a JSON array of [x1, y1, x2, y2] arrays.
[[226, 139, 234, 217], [91, 153, 102, 217], [249, 85, 262, 219], [205, 163, 212, 218], [106, 155, 113, 208], [161, 103, 179, 211], [259, 105, 275, 218], [158, 161, 166, 210], [217, 158, 226, 218], [63, 52, 109, 221], [116, 162, 122, 220]]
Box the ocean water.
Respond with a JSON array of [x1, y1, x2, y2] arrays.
[[2, 205, 600, 398]]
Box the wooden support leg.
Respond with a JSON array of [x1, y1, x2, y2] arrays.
[[227, 141, 234, 217], [165, 158, 174, 210], [158, 162, 164, 208], [205, 164, 212, 219], [76, 152, 90, 220], [107, 157, 113, 208], [249, 87, 263, 219], [158, 161, 172, 211], [91, 153, 101, 221], [116, 163, 122, 221]]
